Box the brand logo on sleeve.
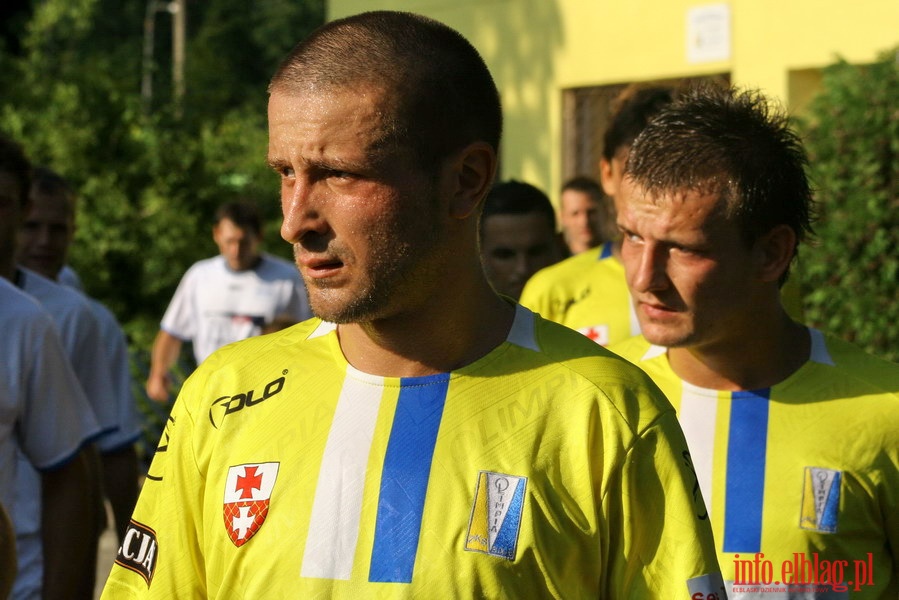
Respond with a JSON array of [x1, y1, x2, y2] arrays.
[[115, 520, 158, 587], [223, 462, 280, 547], [464, 471, 526, 560], [209, 373, 287, 428], [800, 466, 841, 533]]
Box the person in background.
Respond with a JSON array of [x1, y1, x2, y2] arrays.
[[479, 179, 563, 300], [610, 84, 898, 598], [0, 133, 102, 600], [146, 200, 311, 402], [521, 86, 675, 345], [17, 166, 142, 543], [0, 501, 13, 599], [557, 175, 608, 256], [103, 11, 723, 598]]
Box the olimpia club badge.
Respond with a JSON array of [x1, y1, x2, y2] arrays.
[[465, 471, 527, 560], [800, 466, 841, 533], [223, 462, 280, 547]]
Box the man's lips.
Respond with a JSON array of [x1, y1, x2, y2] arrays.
[[298, 256, 345, 278], [637, 299, 678, 319]]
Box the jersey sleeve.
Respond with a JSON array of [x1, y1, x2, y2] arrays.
[[160, 266, 199, 341], [18, 314, 100, 470], [601, 407, 725, 598], [64, 305, 120, 435], [519, 269, 558, 322], [101, 369, 208, 598], [93, 301, 142, 452]]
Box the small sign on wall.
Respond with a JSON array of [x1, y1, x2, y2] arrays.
[[687, 3, 731, 63]]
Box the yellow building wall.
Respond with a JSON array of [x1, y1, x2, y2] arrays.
[[328, 0, 899, 198]]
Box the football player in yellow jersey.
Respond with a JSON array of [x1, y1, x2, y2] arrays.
[[102, 11, 724, 599], [610, 85, 899, 598], [521, 86, 803, 347], [557, 175, 610, 256], [520, 87, 675, 346]]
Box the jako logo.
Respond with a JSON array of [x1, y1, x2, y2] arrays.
[[209, 373, 287, 428]]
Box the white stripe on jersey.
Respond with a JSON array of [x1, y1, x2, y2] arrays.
[[678, 383, 717, 520], [301, 372, 384, 580]]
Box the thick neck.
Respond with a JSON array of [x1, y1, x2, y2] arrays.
[[666, 309, 810, 391], [337, 263, 515, 378]]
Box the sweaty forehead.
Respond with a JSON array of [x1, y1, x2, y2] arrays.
[[269, 84, 394, 138], [269, 87, 403, 175], [617, 176, 731, 230]]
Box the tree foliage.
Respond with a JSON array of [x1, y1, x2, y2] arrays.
[[0, 0, 324, 351], [798, 49, 899, 362]]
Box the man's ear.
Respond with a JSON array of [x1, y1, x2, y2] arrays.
[[599, 157, 615, 197], [448, 142, 497, 220], [754, 224, 797, 283]]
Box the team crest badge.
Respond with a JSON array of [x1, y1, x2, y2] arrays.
[[799, 466, 841, 533], [465, 471, 526, 560], [223, 462, 279, 547], [578, 324, 609, 346]]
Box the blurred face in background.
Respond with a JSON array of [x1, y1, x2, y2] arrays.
[[214, 218, 262, 271], [559, 189, 601, 254], [18, 189, 74, 279], [481, 212, 562, 300]]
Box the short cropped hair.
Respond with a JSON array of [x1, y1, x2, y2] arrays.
[[602, 86, 674, 161], [0, 134, 32, 207], [214, 201, 263, 235], [625, 85, 814, 283], [270, 11, 502, 171], [481, 180, 556, 232], [561, 176, 603, 201], [31, 167, 77, 218]]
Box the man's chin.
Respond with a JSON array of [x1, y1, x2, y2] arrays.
[[22, 259, 60, 280], [640, 323, 691, 349]]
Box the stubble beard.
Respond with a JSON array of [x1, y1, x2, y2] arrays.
[[298, 209, 444, 325]]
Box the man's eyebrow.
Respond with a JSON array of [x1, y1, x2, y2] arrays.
[[267, 156, 289, 171], [266, 155, 375, 175]]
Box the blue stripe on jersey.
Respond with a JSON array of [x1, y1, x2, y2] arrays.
[[492, 478, 526, 559], [369, 373, 451, 583], [821, 471, 841, 531], [723, 389, 770, 553], [599, 241, 613, 259]]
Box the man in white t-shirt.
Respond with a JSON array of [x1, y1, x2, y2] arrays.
[[147, 201, 310, 402], [18, 166, 143, 544], [1, 134, 102, 600]]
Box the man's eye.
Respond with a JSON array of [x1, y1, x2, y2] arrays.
[[672, 244, 705, 257]]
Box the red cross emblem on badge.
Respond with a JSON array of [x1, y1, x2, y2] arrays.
[[223, 462, 279, 547], [579, 324, 609, 346]]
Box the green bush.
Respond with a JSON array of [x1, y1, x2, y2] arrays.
[[798, 49, 899, 363], [0, 0, 324, 454], [0, 0, 323, 349]]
